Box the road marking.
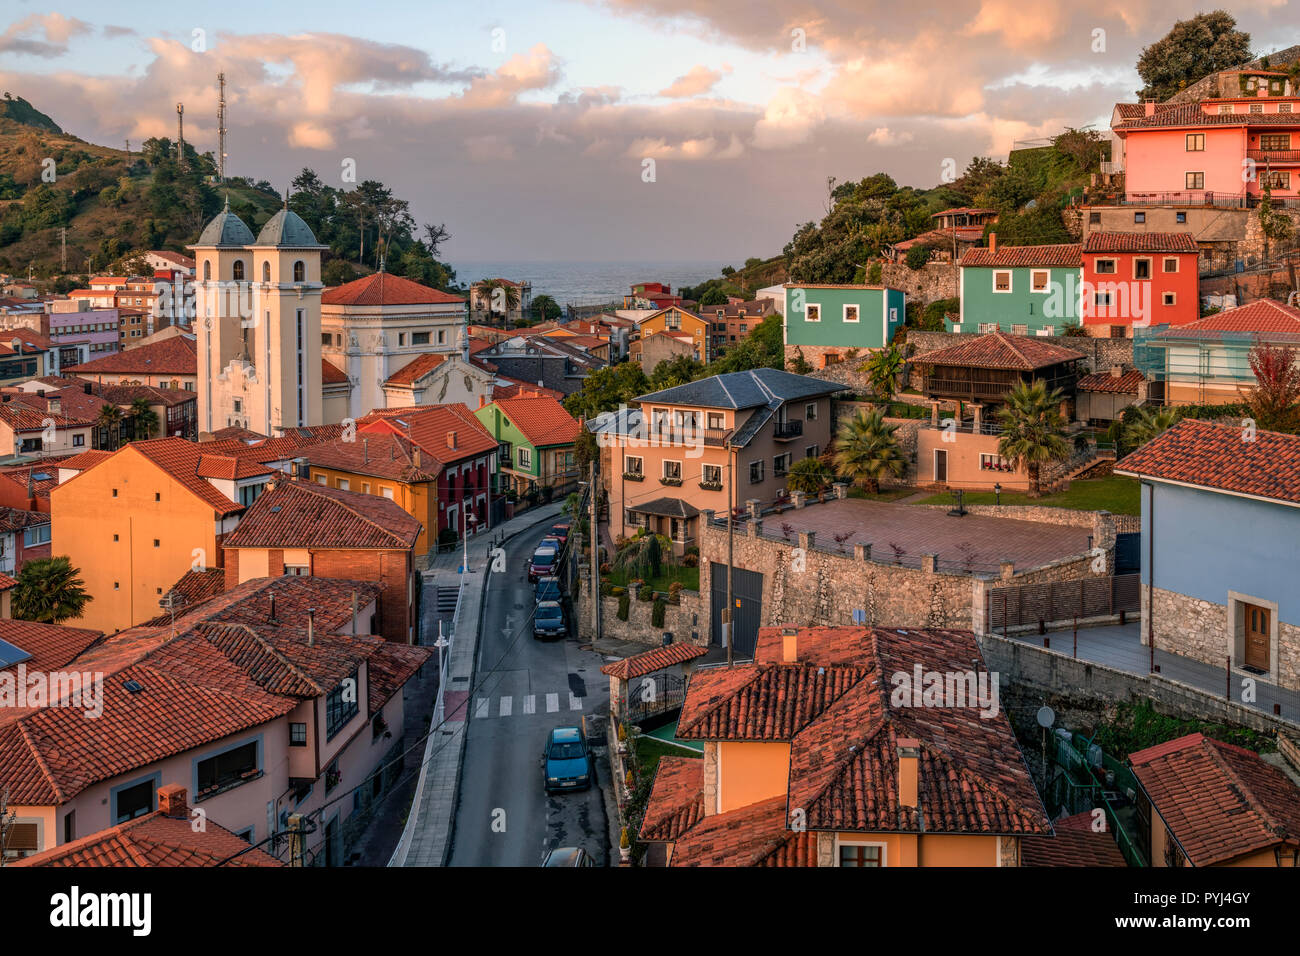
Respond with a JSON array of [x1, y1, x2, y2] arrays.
[[523, 695, 536, 714], [569, 692, 583, 711], [499, 695, 512, 717], [475, 697, 489, 720], [546, 693, 559, 713]]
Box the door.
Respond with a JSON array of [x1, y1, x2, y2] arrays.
[[1244, 603, 1270, 671], [934, 449, 948, 483], [709, 562, 763, 656]]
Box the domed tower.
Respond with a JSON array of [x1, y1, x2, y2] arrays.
[[189, 198, 256, 434], [249, 205, 327, 431]]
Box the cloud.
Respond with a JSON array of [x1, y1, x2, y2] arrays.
[[0, 13, 92, 57], [658, 65, 726, 98], [866, 127, 913, 146], [753, 86, 824, 149]]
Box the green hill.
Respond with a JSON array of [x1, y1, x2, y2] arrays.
[[0, 93, 61, 133]]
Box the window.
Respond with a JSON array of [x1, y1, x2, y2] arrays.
[[843, 304, 859, 323], [1162, 257, 1180, 274], [1030, 270, 1050, 292], [326, 671, 360, 740], [839, 843, 883, 867], [398, 333, 406, 347], [1260, 134, 1291, 151], [707, 412, 724, 430], [773, 453, 791, 477], [804, 304, 820, 322], [1249, 103, 1263, 114], [239, 483, 265, 508], [749, 460, 764, 484], [702, 464, 722, 486], [1088, 211, 1101, 224], [1280, 103, 1293, 114], [1134, 212, 1146, 224], [992, 271, 1012, 292], [322, 333, 332, 346], [662, 460, 682, 481], [517, 447, 532, 469], [382, 487, 394, 500], [1134, 258, 1152, 280], [979, 452, 1012, 471], [665, 311, 681, 330], [290, 723, 307, 747], [113, 778, 155, 823], [1162, 292, 1177, 306], [805, 445, 820, 459], [262, 261, 271, 283], [1095, 291, 1114, 308], [293, 260, 306, 282], [63, 811, 75, 844], [411, 332, 430, 345], [23, 524, 51, 548], [1110, 325, 1127, 339], [437, 330, 445, 344], [1185, 172, 1204, 190], [1218, 104, 1233, 114], [1185, 133, 1205, 151], [152, 538, 160, 548], [1264, 170, 1291, 190], [315, 475, 328, 485], [1011, 324, 1028, 335], [336, 478, 350, 491], [203, 261, 211, 281], [196, 740, 259, 799], [805, 402, 817, 421], [72, 434, 84, 447], [232, 260, 245, 281], [977, 322, 998, 333]]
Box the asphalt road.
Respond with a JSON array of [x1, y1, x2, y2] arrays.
[[447, 523, 611, 867]]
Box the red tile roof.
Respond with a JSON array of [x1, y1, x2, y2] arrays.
[[1120, 101, 1300, 128], [0, 573, 15, 591], [1115, 418, 1300, 506], [493, 379, 564, 402], [223, 478, 422, 550], [1083, 232, 1199, 253], [1154, 299, 1300, 339], [120, 438, 259, 515], [11, 796, 283, 867], [0, 399, 93, 431], [600, 642, 708, 680], [67, 334, 197, 376], [322, 272, 465, 306], [321, 359, 349, 385], [491, 395, 580, 448], [208, 425, 267, 442], [960, 243, 1081, 268], [360, 403, 498, 465], [295, 431, 440, 483], [912, 331, 1084, 371], [57, 449, 113, 472], [668, 794, 819, 867], [142, 567, 227, 626], [1129, 733, 1300, 866], [1076, 369, 1145, 393], [639, 756, 705, 842], [1020, 811, 1128, 867], [0, 620, 103, 674]]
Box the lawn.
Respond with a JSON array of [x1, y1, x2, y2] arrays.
[[633, 734, 702, 781], [604, 563, 699, 592], [911, 476, 1140, 515]]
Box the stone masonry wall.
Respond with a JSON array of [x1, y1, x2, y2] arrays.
[[577, 587, 706, 647], [879, 261, 958, 306]]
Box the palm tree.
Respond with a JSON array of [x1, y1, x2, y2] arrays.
[[833, 408, 907, 495], [786, 456, 832, 495], [94, 403, 122, 450], [12, 556, 92, 624], [996, 379, 1071, 498], [128, 397, 159, 440], [1124, 405, 1181, 450], [864, 344, 905, 400], [478, 279, 521, 325]]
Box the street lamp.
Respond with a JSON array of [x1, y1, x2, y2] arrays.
[[994, 482, 1002, 506], [463, 508, 478, 573], [433, 621, 450, 725]]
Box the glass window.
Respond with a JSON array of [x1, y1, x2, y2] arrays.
[[749, 460, 764, 484], [1134, 212, 1146, 223], [839, 844, 882, 867], [624, 456, 643, 476], [1134, 258, 1152, 280], [326, 671, 360, 740], [412, 332, 430, 345], [290, 723, 307, 747], [196, 741, 259, 798], [1185, 133, 1205, 151], [114, 779, 155, 823], [843, 304, 859, 323], [1185, 172, 1204, 190], [804, 304, 820, 322], [293, 260, 306, 282]]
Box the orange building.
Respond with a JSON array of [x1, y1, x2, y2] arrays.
[[639, 625, 1051, 866], [50, 437, 271, 633], [632, 306, 710, 363]]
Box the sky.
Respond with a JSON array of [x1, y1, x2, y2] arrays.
[[2, 1, 1299, 262]]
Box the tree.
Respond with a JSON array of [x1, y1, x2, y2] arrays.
[[423, 222, 451, 257], [904, 244, 933, 270], [563, 362, 650, 421], [1257, 177, 1295, 261], [787, 348, 813, 375], [1124, 404, 1182, 449], [649, 355, 704, 390], [833, 408, 907, 494], [129, 397, 158, 440], [12, 556, 91, 624], [786, 456, 832, 494], [864, 345, 904, 400], [95, 403, 122, 450], [573, 426, 600, 477], [1242, 343, 1300, 433], [1136, 11, 1251, 101], [478, 278, 521, 324], [531, 294, 562, 322], [995, 379, 1071, 497], [709, 313, 784, 374]]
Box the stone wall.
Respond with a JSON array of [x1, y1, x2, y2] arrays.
[[577, 586, 706, 647], [879, 261, 958, 306]]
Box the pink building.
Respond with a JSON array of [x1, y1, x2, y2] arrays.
[[48, 306, 120, 358]]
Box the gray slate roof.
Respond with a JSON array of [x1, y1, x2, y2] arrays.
[[195, 202, 255, 247], [628, 497, 700, 518], [635, 368, 842, 409], [254, 208, 325, 248]]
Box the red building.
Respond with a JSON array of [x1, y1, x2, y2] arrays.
[[1080, 232, 1200, 337]]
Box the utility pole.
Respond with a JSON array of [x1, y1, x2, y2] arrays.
[[590, 460, 600, 642], [60, 227, 66, 273], [217, 72, 227, 181], [725, 451, 734, 666], [175, 102, 186, 169], [0, 786, 14, 865]]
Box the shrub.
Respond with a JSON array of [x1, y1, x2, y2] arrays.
[[668, 581, 684, 602], [617, 593, 630, 620], [540, 484, 555, 503], [651, 598, 666, 628], [682, 553, 698, 568], [637, 585, 653, 602], [600, 581, 614, 597]]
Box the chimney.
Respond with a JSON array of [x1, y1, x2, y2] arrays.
[[49, 396, 61, 416], [307, 608, 315, 647], [897, 738, 921, 809], [1110, 364, 1123, 378], [157, 783, 188, 819], [447, 430, 458, 450], [987, 232, 997, 254], [781, 627, 799, 663], [83, 382, 92, 395], [414, 448, 423, 469], [269, 592, 276, 622], [362, 437, 369, 463], [1144, 99, 1156, 117]]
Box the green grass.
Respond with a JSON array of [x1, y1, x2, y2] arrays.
[[605, 564, 699, 593], [911, 476, 1140, 515], [634, 735, 702, 782]]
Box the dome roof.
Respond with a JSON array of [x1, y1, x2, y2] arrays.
[[195, 200, 255, 247], [254, 207, 322, 247]]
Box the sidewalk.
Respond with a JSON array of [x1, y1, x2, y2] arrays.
[[390, 501, 565, 866]]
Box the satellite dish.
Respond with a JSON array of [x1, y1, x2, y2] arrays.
[[1036, 705, 1056, 728]]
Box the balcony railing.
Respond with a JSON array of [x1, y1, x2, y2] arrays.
[[647, 426, 733, 447], [920, 419, 1003, 436], [1248, 149, 1300, 164], [772, 419, 803, 440], [1122, 189, 1300, 209]]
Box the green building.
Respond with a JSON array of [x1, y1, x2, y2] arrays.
[[782, 284, 906, 368], [949, 241, 1083, 335], [473, 394, 581, 498]]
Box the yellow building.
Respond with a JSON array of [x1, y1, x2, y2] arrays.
[[638, 625, 1051, 867], [633, 306, 710, 363], [49, 437, 271, 633]]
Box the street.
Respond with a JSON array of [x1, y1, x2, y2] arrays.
[[447, 521, 612, 867]]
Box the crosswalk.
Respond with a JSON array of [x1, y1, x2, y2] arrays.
[[472, 691, 587, 719]]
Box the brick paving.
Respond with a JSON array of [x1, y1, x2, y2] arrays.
[[778, 498, 1092, 572]]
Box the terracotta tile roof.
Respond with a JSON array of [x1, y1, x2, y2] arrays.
[[56, 449, 113, 472], [492, 380, 564, 402], [0, 399, 93, 431], [639, 756, 705, 842], [195, 453, 275, 480], [295, 431, 440, 483], [1083, 232, 1199, 253], [1153, 299, 1300, 339], [105, 438, 254, 515], [1129, 733, 1300, 866], [0, 505, 50, 533], [360, 403, 498, 465], [668, 795, 819, 867], [0, 573, 15, 590], [11, 800, 283, 867], [600, 642, 708, 680], [1115, 418, 1300, 505], [12, 385, 112, 423], [141, 568, 227, 626], [94, 383, 196, 407], [0, 460, 65, 498], [208, 425, 267, 442], [1021, 811, 1127, 867], [66, 334, 197, 376], [223, 478, 422, 550], [960, 243, 1081, 268], [367, 642, 431, 714], [912, 331, 1084, 371], [490, 395, 580, 448], [1076, 369, 1145, 393], [933, 206, 997, 218], [1120, 101, 1300, 128], [322, 272, 465, 306], [0, 620, 103, 674], [321, 359, 349, 385]]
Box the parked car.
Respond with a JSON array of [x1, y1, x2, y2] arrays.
[[542, 846, 595, 867], [543, 725, 593, 793], [534, 600, 567, 640], [539, 534, 563, 554], [535, 576, 562, 604], [528, 546, 558, 582], [548, 522, 571, 546]]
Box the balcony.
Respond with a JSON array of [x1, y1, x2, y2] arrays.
[[649, 426, 732, 447], [772, 419, 803, 440], [1247, 149, 1300, 164]]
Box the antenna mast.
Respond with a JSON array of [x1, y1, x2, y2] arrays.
[[176, 102, 186, 169], [217, 73, 227, 181]]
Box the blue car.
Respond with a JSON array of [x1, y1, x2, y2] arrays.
[[543, 726, 593, 793], [535, 576, 562, 604], [534, 600, 566, 640]]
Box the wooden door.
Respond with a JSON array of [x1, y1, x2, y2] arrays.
[[1244, 603, 1270, 671], [934, 449, 948, 483]]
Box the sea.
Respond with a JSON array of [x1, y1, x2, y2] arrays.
[[448, 260, 727, 310]]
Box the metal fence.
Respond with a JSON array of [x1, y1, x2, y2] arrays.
[[987, 574, 1140, 629]]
